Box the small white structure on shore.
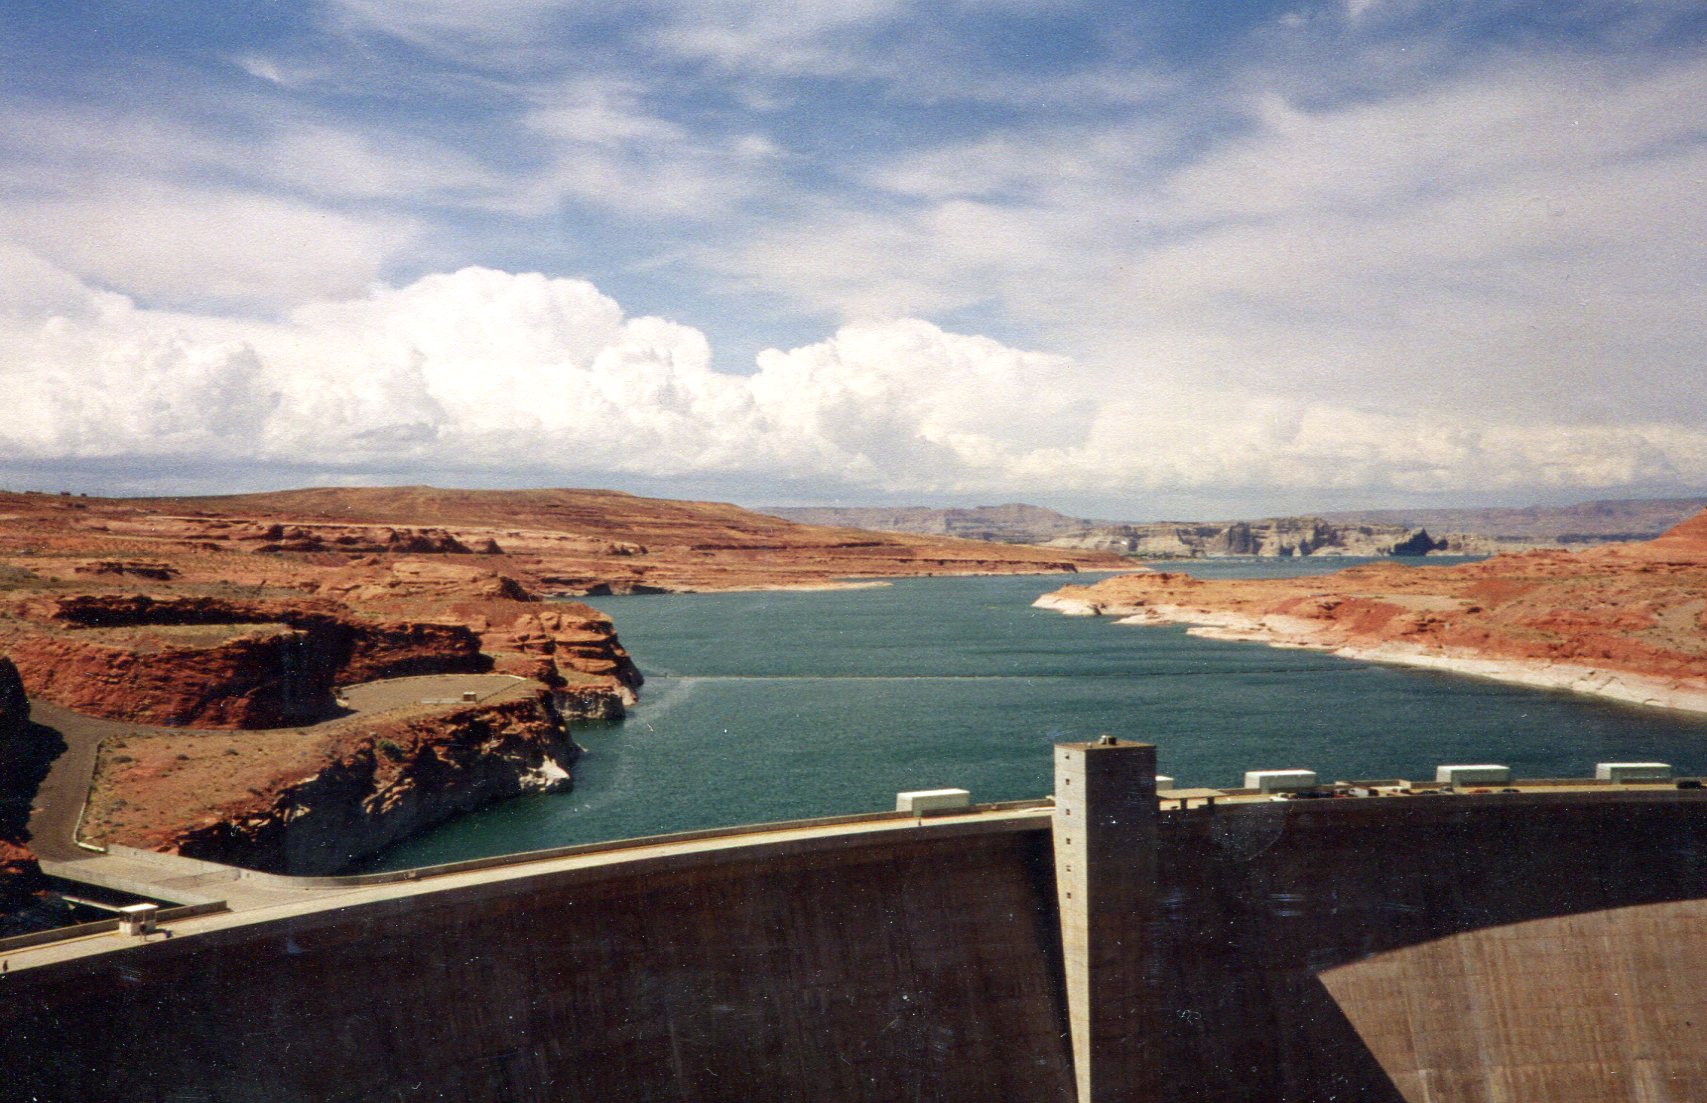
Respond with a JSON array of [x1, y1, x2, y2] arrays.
[[1596, 762, 1672, 782], [896, 788, 971, 814], [117, 903, 158, 937], [1243, 769, 1317, 793], [1436, 765, 1511, 786]]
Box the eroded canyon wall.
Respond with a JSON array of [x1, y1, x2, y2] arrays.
[[166, 694, 579, 875]]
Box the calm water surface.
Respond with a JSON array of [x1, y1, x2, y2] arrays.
[[374, 560, 1707, 868]]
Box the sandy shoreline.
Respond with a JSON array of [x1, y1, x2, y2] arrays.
[[1033, 593, 1707, 717]]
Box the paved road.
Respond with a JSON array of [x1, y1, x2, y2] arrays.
[[24, 673, 533, 867], [25, 704, 140, 863]]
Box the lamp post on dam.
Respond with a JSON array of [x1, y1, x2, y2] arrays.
[[1054, 736, 1161, 1103]]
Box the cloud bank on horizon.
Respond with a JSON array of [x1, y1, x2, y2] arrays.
[[2, 0, 1704, 517]]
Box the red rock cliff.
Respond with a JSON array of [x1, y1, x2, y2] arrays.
[[469, 601, 643, 718], [162, 693, 578, 874], [2, 596, 487, 729]]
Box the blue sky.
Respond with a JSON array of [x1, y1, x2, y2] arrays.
[[1, 0, 1705, 519]]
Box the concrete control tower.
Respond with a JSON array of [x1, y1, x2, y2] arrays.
[[1054, 737, 1160, 1103]]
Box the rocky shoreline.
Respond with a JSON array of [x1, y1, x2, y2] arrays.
[[1328, 644, 1707, 714], [1035, 510, 1707, 717], [1039, 593, 1707, 715], [157, 691, 579, 875]]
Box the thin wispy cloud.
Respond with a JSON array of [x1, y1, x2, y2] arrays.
[[513, 77, 784, 217]]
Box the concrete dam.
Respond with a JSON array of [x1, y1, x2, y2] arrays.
[[6, 743, 1707, 1102]]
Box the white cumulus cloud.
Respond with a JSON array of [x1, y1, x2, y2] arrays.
[[3, 252, 1705, 510]]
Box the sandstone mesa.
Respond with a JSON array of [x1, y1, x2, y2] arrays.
[[1037, 509, 1707, 714]]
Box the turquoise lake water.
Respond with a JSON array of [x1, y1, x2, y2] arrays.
[[373, 561, 1707, 869]]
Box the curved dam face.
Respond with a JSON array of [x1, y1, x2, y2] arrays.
[[1321, 898, 1707, 1102], [1146, 791, 1707, 1102], [2, 819, 1074, 1102], [6, 774, 1707, 1102]]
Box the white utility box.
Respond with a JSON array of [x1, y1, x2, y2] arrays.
[[117, 903, 158, 937], [896, 788, 971, 814], [1596, 762, 1672, 782], [1435, 765, 1511, 787], [1155, 774, 1175, 789], [1243, 769, 1317, 793]]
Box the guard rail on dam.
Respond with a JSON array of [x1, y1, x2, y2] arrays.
[[6, 750, 1707, 1103]]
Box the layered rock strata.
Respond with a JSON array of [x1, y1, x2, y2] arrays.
[[768, 497, 1707, 555], [1, 596, 488, 729], [140, 693, 576, 875], [1042, 517, 1511, 558], [477, 604, 642, 718], [765, 503, 1536, 557]]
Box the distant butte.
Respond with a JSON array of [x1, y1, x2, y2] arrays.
[[1037, 509, 1707, 714], [764, 495, 1707, 556]]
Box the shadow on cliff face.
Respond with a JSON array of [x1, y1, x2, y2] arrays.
[[0, 696, 65, 932], [0, 721, 65, 842], [2, 651, 62, 843]]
